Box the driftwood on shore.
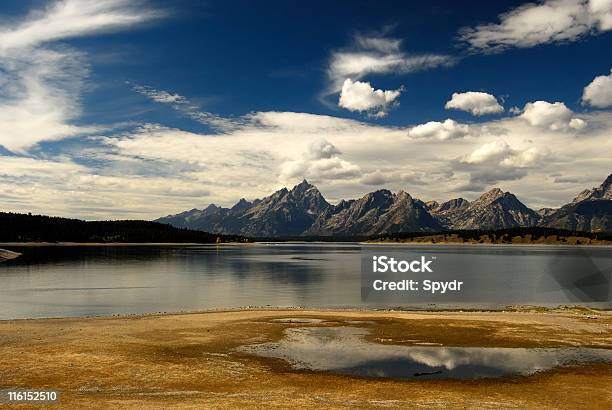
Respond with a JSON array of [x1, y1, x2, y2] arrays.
[[0, 248, 20, 262]]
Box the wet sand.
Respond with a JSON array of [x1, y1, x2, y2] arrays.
[[1, 308, 611, 409], [0, 248, 20, 262]]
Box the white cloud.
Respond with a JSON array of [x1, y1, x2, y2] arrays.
[[444, 91, 504, 115], [0, 154, 213, 218], [590, 0, 612, 30], [279, 139, 361, 183], [0, 155, 87, 177], [0, 47, 100, 152], [582, 68, 612, 108], [132, 84, 238, 131], [464, 140, 512, 164], [408, 119, 471, 140], [0, 0, 162, 152], [569, 117, 587, 129], [459, 0, 612, 53], [326, 33, 455, 94], [2, 109, 611, 218], [500, 146, 548, 168], [354, 35, 402, 53], [463, 140, 548, 174], [0, 0, 163, 52], [520, 100, 586, 131], [138, 89, 185, 104], [360, 170, 399, 186], [338, 79, 402, 117]]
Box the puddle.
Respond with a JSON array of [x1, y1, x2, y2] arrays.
[[238, 326, 612, 380], [271, 318, 326, 324]]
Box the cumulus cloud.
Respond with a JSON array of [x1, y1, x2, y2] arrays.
[[458, 140, 551, 193], [444, 91, 504, 115], [408, 119, 471, 140], [463, 140, 512, 164], [0, 0, 162, 152], [501, 147, 548, 167], [519, 101, 586, 131], [326, 33, 455, 94], [582, 68, 612, 108], [2, 108, 611, 218], [338, 79, 402, 117], [279, 139, 361, 183], [459, 0, 612, 53], [464, 140, 548, 168]]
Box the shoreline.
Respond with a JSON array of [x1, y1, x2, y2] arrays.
[[0, 248, 20, 262], [0, 242, 248, 247], [1, 240, 611, 247], [363, 241, 612, 247], [1, 304, 608, 323], [1, 308, 610, 408]]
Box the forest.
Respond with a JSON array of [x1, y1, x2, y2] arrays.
[[371, 227, 612, 244], [0, 212, 244, 243]]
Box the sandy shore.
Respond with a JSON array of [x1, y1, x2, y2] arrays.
[[0, 248, 20, 262], [1, 308, 611, 409]]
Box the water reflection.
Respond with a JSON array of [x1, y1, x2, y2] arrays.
[[239, 326, 612, 380], [0, 243, 610, 319]]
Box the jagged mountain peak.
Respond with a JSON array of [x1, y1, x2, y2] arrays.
[[293, 179, 313, 189], [156, 177, 612, 235], [544, 174, 612, 232], [201, 204, 223, 216], [395, 190, 413, 200], [449, 188, 538, 230], [305, 187, 440, 236], [476, 188, 505, 204], [572, 173, 612, 202], [437, 198, 470, 212], [231, 198, 252, 212], [290, 179, 313, 194]]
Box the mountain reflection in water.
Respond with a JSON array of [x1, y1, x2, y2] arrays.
[[239, 325, 612, 380]]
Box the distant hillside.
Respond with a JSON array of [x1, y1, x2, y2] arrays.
[[0, 212, 243, 243], [370, 227, 612, 245]]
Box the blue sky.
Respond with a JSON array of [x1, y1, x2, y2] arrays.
[[67, 0, 610, 126], [0, 0, 611, 219]]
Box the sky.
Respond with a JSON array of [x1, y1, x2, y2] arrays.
[[0, 0, 611, 219]]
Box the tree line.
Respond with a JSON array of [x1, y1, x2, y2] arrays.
[[0, 212, 244, 243], [372, 227, 612, 242]]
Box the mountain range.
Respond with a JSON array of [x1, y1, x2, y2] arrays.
[[157, 174, 612, 236]]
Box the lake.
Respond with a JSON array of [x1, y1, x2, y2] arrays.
[[0, 243, 610, 319]]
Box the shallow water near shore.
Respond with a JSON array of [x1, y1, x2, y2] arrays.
[[239, 325, 612, 380], [0, 243, 610, 319]]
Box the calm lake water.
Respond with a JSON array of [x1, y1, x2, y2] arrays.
[[0, 243, 611, 319]]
